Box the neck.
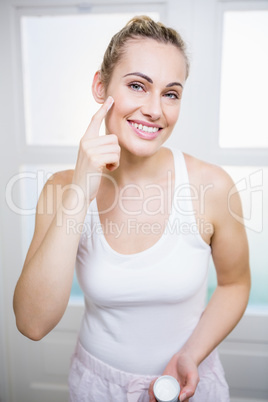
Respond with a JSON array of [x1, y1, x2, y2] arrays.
[[105, 146, 167, 187]]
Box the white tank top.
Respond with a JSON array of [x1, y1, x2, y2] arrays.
[[76, 148, 211, 375]]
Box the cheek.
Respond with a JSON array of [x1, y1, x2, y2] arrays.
[[105, 103, 128, 133], [116, 91, 139, 109], [166, 106, 181, 127], [111, 96, 138, 122]]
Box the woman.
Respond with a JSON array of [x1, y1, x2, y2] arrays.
[[13, 16, 250, 402]]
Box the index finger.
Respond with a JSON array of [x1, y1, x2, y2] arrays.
[[84, 96, 114, 138]]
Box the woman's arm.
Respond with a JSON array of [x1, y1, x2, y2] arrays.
[[13, 97, 119, 341], [13, 171, 88, 341], [149, 166, 251, 402], [182, 167, 251, 362]]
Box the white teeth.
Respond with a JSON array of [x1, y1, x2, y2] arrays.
[[132, 122, 159, 133]]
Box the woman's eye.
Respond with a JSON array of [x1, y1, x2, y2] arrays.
[[165, 92, 179, 100], [129, 83, 144, 92]]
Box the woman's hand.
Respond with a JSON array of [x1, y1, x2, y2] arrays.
[[72, 96, 120, 206], [148, 352, 199, 402]]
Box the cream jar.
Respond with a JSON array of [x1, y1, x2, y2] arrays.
[[153, 375, 180, 402]]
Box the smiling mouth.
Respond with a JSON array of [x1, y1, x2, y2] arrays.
[[128, 120, 162, 139]]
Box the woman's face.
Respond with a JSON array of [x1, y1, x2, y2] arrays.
[[104, 38, 187, 157]]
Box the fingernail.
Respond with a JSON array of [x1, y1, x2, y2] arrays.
[[180, 393, 186, 401], [107, 96, 114, 111]]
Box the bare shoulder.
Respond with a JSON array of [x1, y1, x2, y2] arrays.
[[183, 153, 242, 227], [183, 153, 234, 191], [184, 154, 232, 186], [40, 169, 74, 199], [36, 169, 75, 219], [46, 169, 74, 187]]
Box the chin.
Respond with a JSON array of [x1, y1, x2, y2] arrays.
[[121, 138, 165, 158]]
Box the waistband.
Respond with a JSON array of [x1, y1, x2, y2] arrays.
[[73, 341, 157, 388]]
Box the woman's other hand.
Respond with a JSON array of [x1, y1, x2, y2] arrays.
[[148, 352, 199, 402]]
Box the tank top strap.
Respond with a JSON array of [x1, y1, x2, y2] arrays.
[[167, 147, 195, 225], [168, 147, 189, 187]]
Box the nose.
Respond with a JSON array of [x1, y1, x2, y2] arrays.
[[141, 93, 162, 121]]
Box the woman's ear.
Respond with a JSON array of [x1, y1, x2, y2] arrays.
[[92, 71, 106, 104]]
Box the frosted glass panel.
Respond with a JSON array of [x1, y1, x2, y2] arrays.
[[219, 11, 268, 148], [208, 166, 268, 308], [21, 12, 159, 146]]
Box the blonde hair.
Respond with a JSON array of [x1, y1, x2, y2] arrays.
[[100, 15, 189, 88]]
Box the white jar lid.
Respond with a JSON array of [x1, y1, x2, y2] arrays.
[[153, 375, 180, 402]]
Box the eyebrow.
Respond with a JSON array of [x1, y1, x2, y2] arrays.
[[123, 72, 183, 89]]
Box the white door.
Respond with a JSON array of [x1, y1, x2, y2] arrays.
[[1, 0, 268, 401]]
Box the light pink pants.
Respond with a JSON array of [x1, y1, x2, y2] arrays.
[[68, 341, 230, 402]]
